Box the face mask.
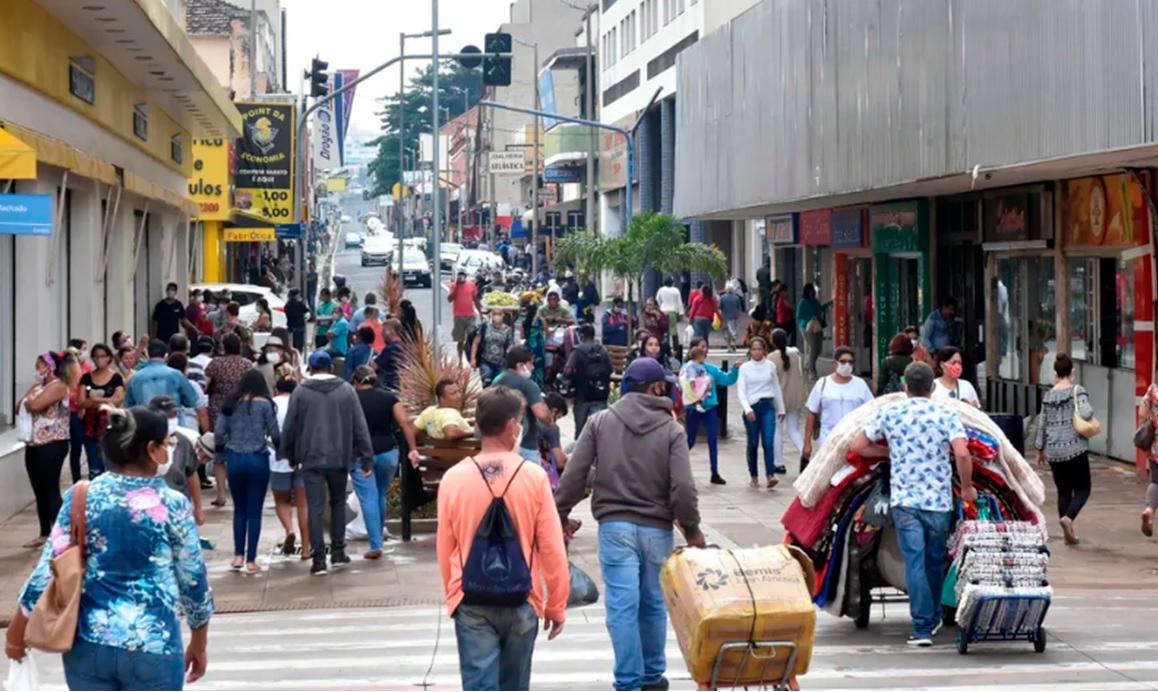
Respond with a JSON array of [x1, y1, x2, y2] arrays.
[[35, 371, 48, 384], [166, 291, 177, 300], [945, 363, 963, 379], [517, 364, 532, 378], [911, 339, 919, 350], [266, 352, 282, 365], [167, 418, 180, 435], [94, 357, 110, 369], [153, 442, 173, 477], [836, 362, 854, 377]]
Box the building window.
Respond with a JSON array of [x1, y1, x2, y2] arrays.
[[1067, 257, 1135, 369], [602, 0, 617, 9], [170, 134, 183, 164], [663, 0, 673, 24], [68, 57, 96, 105], [132, 104, 149, 142], [677, 0, 685, 14]]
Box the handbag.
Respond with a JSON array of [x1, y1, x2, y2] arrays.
[[1072, 388, 1101, 439], [1135, 417, 1155, 451], [25, 482, 89, 653]]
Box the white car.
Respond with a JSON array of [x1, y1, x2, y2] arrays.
[[361, 235, 394, 266], [344, 231, 363, 249], [454, 249, 505, 279], [389, 247, 433, 287], [191, 283, 286, 348], [439, 243, 463, 271]]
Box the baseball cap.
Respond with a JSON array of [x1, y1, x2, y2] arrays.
[[308, 350, 333, 370], [265, 335, 285, 349], [148, 395, 178, 414], [623, 358, 677, 386]]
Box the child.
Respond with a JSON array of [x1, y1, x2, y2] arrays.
[[539, 393, 570, 488]]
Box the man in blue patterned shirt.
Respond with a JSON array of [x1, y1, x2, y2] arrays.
[[851, 361, 976, 647]]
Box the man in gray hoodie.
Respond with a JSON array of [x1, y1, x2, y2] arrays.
[[280, 350, 373, 575], [556, 358, 704, 692]]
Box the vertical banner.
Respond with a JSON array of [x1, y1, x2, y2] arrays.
[[310, 96, 338, 173], [336, 68, 360, 138], [332, 72, 346, 166], [235, 102, 296, 223], [834, 253, 850, 348]]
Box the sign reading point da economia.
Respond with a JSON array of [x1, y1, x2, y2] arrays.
[[235, 102, 295, 224]]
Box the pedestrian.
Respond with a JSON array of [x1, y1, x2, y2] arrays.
[[565, 323, 613, 437], [373, 318, 406, 391], [774, 285, 796, 347], [1138, 364, 1158, 537], [270, 326, 303, 374], [169, 334, 203, 384], [540, 392, 570, 487], [148, 396, 205, 527], [602, 296, 632, 347], [687, 283, 722, 347], [796, 283, 829, 380], [344, 327, 377, 381], [66, 339, 91, 484], [932, 346, 981, 407], [557, 357, 705, 691], [7, 406, 213, 689], [279, 350, 373, 576], [770, 328, 806, 475], [450, 269, 484, 363], [850, 361, 976, 647], [19, 351, 79, 547], [285, 288, 309, 353], [719, 283, 745, 352], [436, 386, 569, 692], [756, 260, 772, 313], [204, 333, 253, 506], [1033, 353, 1096, 546], [255, 335, 289, 392], [116, 344, 139, 380], [186, 288, 207, 335], [490, 345, 555, 463], [362, 306, 386, 353], [879, 332, 914, 394], [351, 292, 378, 331], [414, 379, 474, 440], [325, 307, 350, 360], [744, 303, 776, 348], [578, 274, 601, 324], [77, 343, 124, 479], [801, 346, 874, 462], [214, 369, 279, 574], [251, 298, 274, 333], [270, 372, 310, 561], [920, 296, 958, 352], [124, 340, 200, 423], [471, 310, 515, 385], [399, 299, 424, 343], [737, 337, 786, 488], [166, 353, 209, 435], [315, 287, 337, 348], [191, 335, 215, 372], [306, 261, 319, 315], [641, 298, 669, 351], [151, 281, 188, 342], [562, 275, 581, 320], [352, 366, 420, 557], [213, 302, 246, 355], [679, 338, 739, 485], [630, 332, 665, 366], [656, 276, 684, 349]]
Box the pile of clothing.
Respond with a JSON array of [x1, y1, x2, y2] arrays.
[[950, 515, 1052, 629], [780, 394, 1047, 621]]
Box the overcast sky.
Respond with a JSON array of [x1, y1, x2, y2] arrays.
[[282, 0, 514, 139]]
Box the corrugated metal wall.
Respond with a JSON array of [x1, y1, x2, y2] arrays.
[[675, 0, 1153, 218]]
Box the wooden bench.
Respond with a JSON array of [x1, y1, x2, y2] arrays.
[[399, 434, 482, 541]]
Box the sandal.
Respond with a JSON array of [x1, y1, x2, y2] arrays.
[[245, 563, 262, 575], [766, 477, 780, 489], [230, 557, 244, 571], [749, 477, 759, 488], [1143, 509, 1153, 538], [211, 499, 227, 508], [282, 534, 297, 556], [22, 536, 46, 549]]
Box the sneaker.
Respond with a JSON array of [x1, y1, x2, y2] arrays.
[[331, 551, 352, 568], [1143, 508, 1154, 538], [710, 473, 727, 485], [775, 465, 788, 475], [931, 621, 943, 637], [281, 534, 297, 556], [642, 676, 670, 691], [907, 635, 933, 647], [310, 561, 328, 576]]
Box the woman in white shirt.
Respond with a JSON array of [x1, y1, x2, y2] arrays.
[[738, 337, 786, 488], [769, 329, 808, 474], [269, 373, 310, 560], [802, 346, 875, 463], [932, 346, 981, 408]]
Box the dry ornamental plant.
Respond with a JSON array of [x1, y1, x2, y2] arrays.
[[396, 332, 481, 416]]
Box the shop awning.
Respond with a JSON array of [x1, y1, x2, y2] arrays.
[[0, 128, 36, 180], [123, 171, 198, 216], [1, 122, 117, 186]]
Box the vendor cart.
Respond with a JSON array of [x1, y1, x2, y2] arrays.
[[708, 641, 800, 691]]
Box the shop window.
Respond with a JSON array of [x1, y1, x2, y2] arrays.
[[997, 256, 1055, 384], [1117, 258, 1136, 369], [1068, 258, 1094, 362], [1067, 257, 1135, 369]]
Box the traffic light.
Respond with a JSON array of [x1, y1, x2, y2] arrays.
[[309, 57, 329, 98], [483, 33, 512, 87]]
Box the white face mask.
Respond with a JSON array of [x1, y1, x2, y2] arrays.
[[167, 418, 180, 434], [154, 441, 173, 477], [836, 363, 854, 377], [911, 339, 919, 350], [266, 352, 282, 365], [517, 364, 532, 379]]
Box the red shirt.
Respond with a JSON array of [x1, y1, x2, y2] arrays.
[[689, 293, 719, 321], [775, 295, 795, 324], [450, 280, 478, 318]]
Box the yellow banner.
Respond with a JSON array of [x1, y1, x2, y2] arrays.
[[188, 139, 231, 221], [224, 227, 275, 242], [235, 102, 295, 223], [326, 177, 347, 193]]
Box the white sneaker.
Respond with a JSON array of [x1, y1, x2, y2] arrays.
[[907, 635, 933, 647]]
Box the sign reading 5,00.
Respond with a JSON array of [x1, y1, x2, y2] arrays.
[[235, 102, 295, 224]]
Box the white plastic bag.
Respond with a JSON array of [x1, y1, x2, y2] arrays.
[[345, 492, 368, 540], [15, 403, 33, 444], [683, 324, 695, 343], [6, 655, 39, 691]]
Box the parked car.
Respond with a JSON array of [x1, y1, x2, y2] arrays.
[[454, 249, 505, 279], [361, 236, 394, 266], [344, 231, 364, 249], [439, 243, 463, 272], [389, 248, 433, 287], [190, 283, 286, 348]]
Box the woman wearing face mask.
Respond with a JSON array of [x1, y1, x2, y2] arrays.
[[737, 337, 786, 488], [251, 298, 273, 333], [116, 345, 140, 380], [269, 372, 310, 561], [802, 346, 874, 463], [932, 346, 981, 407], [7, 406, 213, 689], [471, 310, 515, 386], [78, 344, 125, 479], [19, 351, 81, 547], [679, 339, 739, 485], [255, 335, 289, 392], [270, 326, 302, 375], [214, 370, 280, 574]]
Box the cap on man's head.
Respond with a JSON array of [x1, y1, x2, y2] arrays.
[[623, 358, 677, 387], [265, 335, 285, 349], [308, 350, 333, 370], [197, 432, 216, 457], [149, 395, 178, 414]]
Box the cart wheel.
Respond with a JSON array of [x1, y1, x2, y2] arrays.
[[1034, 628, 1047, 653], [942, 605, 957, 627], [956, 634, 968, 655]]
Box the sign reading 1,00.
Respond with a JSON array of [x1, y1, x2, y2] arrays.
[[259, 190, 290, 218]]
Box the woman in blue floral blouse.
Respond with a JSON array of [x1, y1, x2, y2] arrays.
[[6, 406, 213, 690]]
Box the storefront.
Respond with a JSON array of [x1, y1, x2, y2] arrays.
[[768, 212, 802, 302], [800, 209, 835, 360], [870, 201, 932, 370], [831, 207, 873, 375], [936, 194, 987, 385]]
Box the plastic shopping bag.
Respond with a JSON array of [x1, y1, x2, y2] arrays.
[[566, 562, 600, 609], [6, 655, 39, 691], [344, 492, 368, 540], [15, 403, 33, 444]]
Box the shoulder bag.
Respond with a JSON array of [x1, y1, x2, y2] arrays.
[[1072, 387, 1101, 439], [26, 482, 89, 653]]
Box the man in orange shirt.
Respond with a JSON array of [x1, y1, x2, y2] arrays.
[[448, 269, 485, 362], [436, 386, 569, 691]]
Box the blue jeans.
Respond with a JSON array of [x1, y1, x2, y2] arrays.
[[63, 638, 184, 690], [82, 436, 106, 479], [743, 398, 777, 477], [599, 521, 674, 691], [454, 602, 539, 691], [518, 447, 540, 463], [573, 400, 608, 438], [351, 449, 400, 551], [226, 450, 270, 562], [686, 407, 719, 474], [892, 506, 951, 638], [290, 326, 306, 352]]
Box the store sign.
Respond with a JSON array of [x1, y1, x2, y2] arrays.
[[275, 223, 302, 240], [0, 194, 53, 235], [983, 193, 1030, 242], [1061, 173, 1146, 248], [833, 254, 850, 346], [799, 209, 832, 245], [831, 208, 865, 248], [68, 62, 95, 105], [310, 98, 338, 172], [224, 227, 276, 242], [766, 214, 798, 244], [870, 201, 928, 254], [543, 166, 581, 183], [235, 102, 296, 224], [489, 151, 525, 176], [188, 139, 232, 221]]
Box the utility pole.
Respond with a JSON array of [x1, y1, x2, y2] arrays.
[[431, 0, 442, 354], [249, 0, 258, 97], [584, 6, 595, 232], [531, 41, 540, 276], [397, 32, 406, 272]]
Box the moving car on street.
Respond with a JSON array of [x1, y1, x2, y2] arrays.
[[453, 249, 504, 279], [190, 283, 286, 347], [439, 243, 463, 272], [344, 231, 364, 249], [361, 235, 394, 266], [389, 247, 433, 287]]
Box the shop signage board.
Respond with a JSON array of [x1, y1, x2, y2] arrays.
[[983, 192, 1031, 243], [799, 209, 832, 245], [310, 97, 338, 172], [275, 223, 302, 240], [767, 213, 798, 244], [1062, 173, 1146, 248], [224, 227, 276, 242], [0, 194, 52, 235], [544, 166, 581, 183], [870, 200, 929, 254], [870, 200, 931, 369], [831, 208, 865, 248], [834, 254, 851, 347], [188, 139, 232, 221], [235, 102, 296, 224], [489, 151, 526, 176]]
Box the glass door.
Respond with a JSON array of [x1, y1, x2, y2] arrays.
[[849, 257, 873, 373], [997, 258, 1022, 380], [996, 256, 1056, 383], [892, 255, 923, 331]]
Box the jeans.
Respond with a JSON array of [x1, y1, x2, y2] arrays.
[[63, 638, 185, 691], [82, 436, 106, 479], [685, 407, 720, 474], [573, 400, 608, 439], [290, 326, 306, 352], [453, 602, 539, 691], [774, 410, 805, 470], [517, 447, 540, 464], [26, 440, 68, 537], [305, 467, 348, 560], [892, 506, 951, 638], [599, 521, 674, 691], [743, 398, 778, 477], [226, 450, 270, 562], [692, 316, 712, 345], [350, 450, 399, 551], [1049, 453, 1091, 520], [69, 412, 85, 483], [480, 361, 501, 386]]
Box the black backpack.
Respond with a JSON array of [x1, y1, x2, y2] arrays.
[[575, 345, 612, 401], [461, 459, 533, 607], [882, 367, 903, 395]]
